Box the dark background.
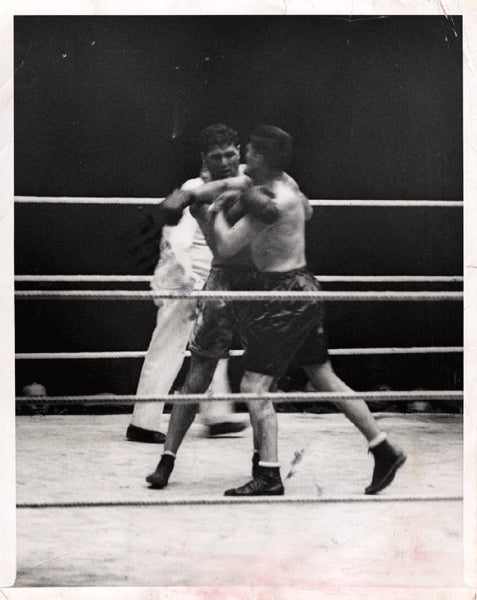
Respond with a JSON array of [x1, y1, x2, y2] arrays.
[[14, 16, 463, 402]]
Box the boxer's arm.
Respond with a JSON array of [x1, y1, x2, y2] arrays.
[[208, 191, 248, 226], [214, 211, 265, 258], [208, 190, 241, 214], [242, 186, 279, 224], [190, 201, 215, 229], [190, 174, 252, 205], [159, 188, 193, 226], [159, 174, 251, 226], [210, 187, 279, 226]]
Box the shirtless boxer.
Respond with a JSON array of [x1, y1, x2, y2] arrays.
[[214, 126, 406, 496], [147, 126, 406, 496]]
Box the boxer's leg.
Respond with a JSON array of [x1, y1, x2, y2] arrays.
[[303, 362, 407, 494], [146, 353, 218, 488], [200, 358, 248, 436], [224, 371, 284, 497]]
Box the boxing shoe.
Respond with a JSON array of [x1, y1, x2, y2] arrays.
[[365, 439, 407, 495], [206, 420, 248, 437], [126, 424, 166, 444], [224, 465, 284, 496], [146, 454, 175, 489]]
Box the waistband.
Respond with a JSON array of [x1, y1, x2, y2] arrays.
[[211, 264, 258, 273], [252, 265, 309, 279]]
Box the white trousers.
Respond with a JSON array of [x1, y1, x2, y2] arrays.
[[130, 297, 233, 431]]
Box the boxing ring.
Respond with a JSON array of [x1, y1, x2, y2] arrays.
[[12, 196, 465, 587]]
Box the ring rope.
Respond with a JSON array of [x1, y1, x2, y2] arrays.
[[14, 196, 463, 207], [15, 346, 464, 360], [15, 390, 463, 405], [14, 290, 463, 301], [312, 200, 462, 207], [16, 495, 463, 509], [14, 274, 464, 283]]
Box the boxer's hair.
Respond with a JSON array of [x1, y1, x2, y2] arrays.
[[250, 125, 293, 170], [199, 123, 239, 154]]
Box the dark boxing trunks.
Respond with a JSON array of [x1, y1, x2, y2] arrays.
[[236, 267, 328, 377], [189, 265, 328, 377], [188, 266, 254, 359]]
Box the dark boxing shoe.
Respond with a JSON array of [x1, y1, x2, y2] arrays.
[[207, 421, 248, 437], [146, 454, 175, 489], [365, 439, 407, 495], [224, 465, 284, 497], [126, 424, 166, 444]]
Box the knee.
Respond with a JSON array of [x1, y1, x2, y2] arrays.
[[184, 356, 218, 393], [240, 375, 255, 395], [240, 372, 271, 395], [183, 374, 208, 394], [304, 361, 335, 387]]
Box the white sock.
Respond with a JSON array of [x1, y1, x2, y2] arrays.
[[258, 461, 280, 468], [162, 451, 176, 458], [368, 432, 387, 449]]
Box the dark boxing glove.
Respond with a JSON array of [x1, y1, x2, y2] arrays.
[[159, 189, 193, 226]]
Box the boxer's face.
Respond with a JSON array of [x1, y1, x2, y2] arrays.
[[202, 143, 240, 180]]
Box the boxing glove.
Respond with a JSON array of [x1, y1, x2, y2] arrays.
[[159, 189, 193, 225]]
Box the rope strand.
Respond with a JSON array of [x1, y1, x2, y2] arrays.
[[16, 495, 463, 509], [14, 274, 463, 283], [15, 390, 463, 405], [14, 290, 463, 301], [14, 346, 464, 360], [14, 196, 463, 207]]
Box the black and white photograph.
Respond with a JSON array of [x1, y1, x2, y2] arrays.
[[1, 1, 476, 598]]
